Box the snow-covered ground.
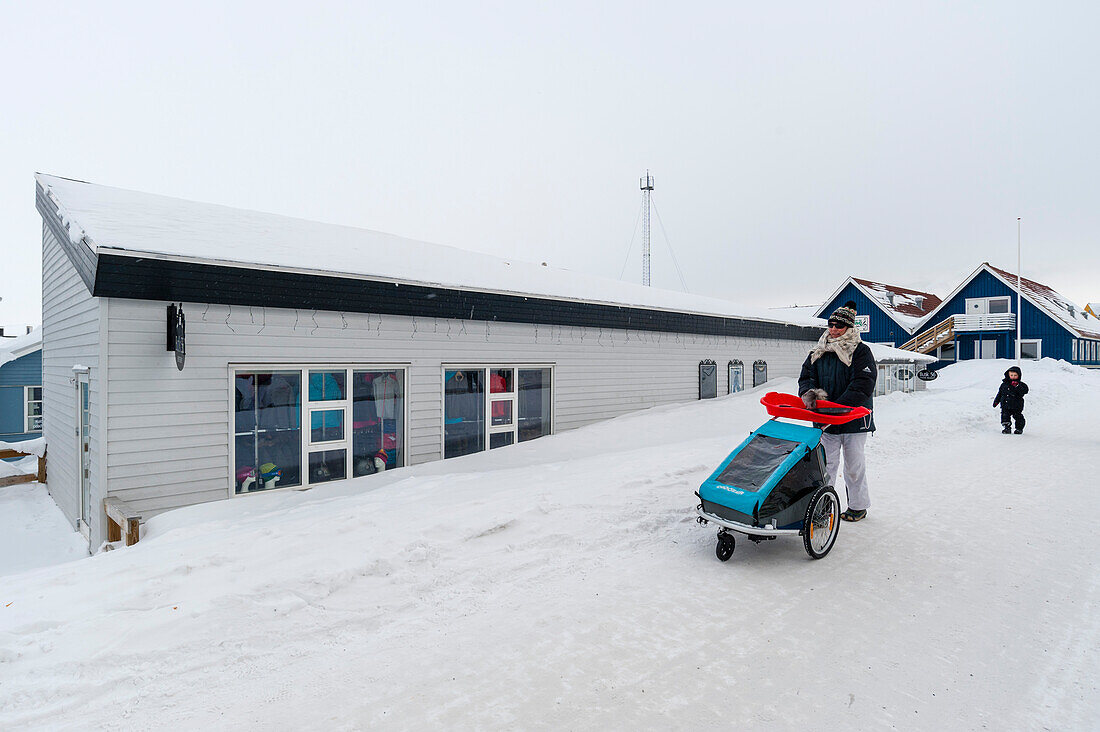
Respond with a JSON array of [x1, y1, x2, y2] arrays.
[[1, 359, 1098, 729]]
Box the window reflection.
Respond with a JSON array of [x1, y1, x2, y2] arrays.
[[444, 369, 485, 458], [518, 368, 551, 442], [234, 371, 302, 492], [352, 370, 405, 476]]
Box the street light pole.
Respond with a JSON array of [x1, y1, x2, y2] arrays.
[[1016, 217, 1022, 361]]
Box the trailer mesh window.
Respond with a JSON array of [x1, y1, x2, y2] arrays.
[[714, 434, 800, 492]]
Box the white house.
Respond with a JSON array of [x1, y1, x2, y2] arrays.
[[35, 173, 823, 548]]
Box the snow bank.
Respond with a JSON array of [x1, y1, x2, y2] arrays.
[[0, 436, 46, 458], [1, 359, 1098, 729]]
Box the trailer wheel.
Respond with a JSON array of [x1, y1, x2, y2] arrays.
[[716, 533, 735, 561], [802, 486, 840, 559]]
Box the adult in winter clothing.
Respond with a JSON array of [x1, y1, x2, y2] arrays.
[[993, 366, 1029, 434], [798, 302, 877, 522]]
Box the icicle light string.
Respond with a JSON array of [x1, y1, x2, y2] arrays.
[[411, 317, 417, 339], [311, 310, 319, 335], [293, 309, 299, 331], [257, 307, 266, 335], [201, 303, 209, 322], [341, 312, 348, 330], [225, 304, 235, 333]]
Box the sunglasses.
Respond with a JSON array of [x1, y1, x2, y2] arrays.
[[827, 320, 848, 329]]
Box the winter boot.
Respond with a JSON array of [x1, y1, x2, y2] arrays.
[[1002, 424, 1012, 434], [1014, 427, 1023, 434]]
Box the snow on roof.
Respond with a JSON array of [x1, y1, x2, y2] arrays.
[[865, 341, 936, 364], [985, 264, 1100, 340], [849, 278, 941, 331], [36, 174, 820, 329], [0, 327, 42, 369], [1086, 302, 1100, 317], [767, 305, 825, 324]]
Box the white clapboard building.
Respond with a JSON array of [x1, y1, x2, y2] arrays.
[[35, 173, 822, 547]]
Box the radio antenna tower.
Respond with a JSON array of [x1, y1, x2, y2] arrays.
[[640, 170, 654, 286]]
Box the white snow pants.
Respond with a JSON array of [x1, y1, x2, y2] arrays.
[[820, 432, 870, 511]]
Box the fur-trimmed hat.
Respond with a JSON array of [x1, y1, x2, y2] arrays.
[[829, 301, 858, 329]]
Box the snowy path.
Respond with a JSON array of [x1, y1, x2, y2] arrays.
[[1, 360, 1097, 729]]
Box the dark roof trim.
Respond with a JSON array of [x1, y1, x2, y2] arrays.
[[36, 183, 97, 293], [93, 253, 822, 342]]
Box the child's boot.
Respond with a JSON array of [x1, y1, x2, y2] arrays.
[[1002, 423, 1011, 434]]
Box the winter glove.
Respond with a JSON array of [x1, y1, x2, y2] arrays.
[[801, 388, 827, 409]]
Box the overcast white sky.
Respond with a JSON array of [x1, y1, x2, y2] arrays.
[[1, 1, 1097, 328]]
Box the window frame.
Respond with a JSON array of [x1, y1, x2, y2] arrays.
[[727, 360, 744, 395], [24, 385, 43, 433], [228, 362, 408, 497], [441, 363, 554, 457], [1018, 339, 1041, 360]]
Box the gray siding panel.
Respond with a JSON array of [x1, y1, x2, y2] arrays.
[[40, 222, 101, 547], [104, 299, 814, 521]]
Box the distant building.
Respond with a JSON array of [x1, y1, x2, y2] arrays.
[[0, 328, 43, 444], [816, 277, 941, 347], [901, 263, 1100, 366], [1086, 303, 1100, 319]]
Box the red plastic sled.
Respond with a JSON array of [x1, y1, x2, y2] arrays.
[[760, 392, 871, 425]]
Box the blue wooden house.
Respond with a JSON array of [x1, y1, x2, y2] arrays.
[[900, 263, 1100, 366], [816, 277, 941, 347], [0, 328, 43, 444]]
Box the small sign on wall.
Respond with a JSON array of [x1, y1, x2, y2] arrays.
[[855, 314, 871, 333]]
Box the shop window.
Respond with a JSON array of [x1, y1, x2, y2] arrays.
[[518, 368, 552, 442], [309, 370, 346, 401], [753, 360, 768, 387], [699, 360, 717, 399], [234, 371, 302, 492], [445, 369, 485, 458], [728, 361, 744, 394], [310, 409, 345, 443], [309, 449, 346, 483], [352, 370, 404, 476], [25, 386, 43, 433]]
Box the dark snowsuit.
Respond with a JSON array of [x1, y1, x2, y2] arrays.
[[993, 368, 1029, 432], [798, 342, 877, 434]]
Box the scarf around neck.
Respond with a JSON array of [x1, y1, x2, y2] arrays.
[[810, 327, 862, 366]]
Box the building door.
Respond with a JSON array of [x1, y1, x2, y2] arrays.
[[76, 372, 91, 528], [980, 339, 997, 359]]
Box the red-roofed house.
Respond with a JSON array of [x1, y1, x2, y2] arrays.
[[900, 263, 1100, 366], [816, 278, 941, 346]]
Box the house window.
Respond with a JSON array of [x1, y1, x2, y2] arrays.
[[938, 343, 956, 361], [752, 360, 768, 387], [1072, 339, 1078, 361], [445, 365, 553, 458], [232, 366, 405, 494], [25, 386, 43, 432], [988, 297, 1011, 314], [1019, 340, 1041, 360], [728, 360, 744, 394]]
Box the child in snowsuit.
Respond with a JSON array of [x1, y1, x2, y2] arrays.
[[993, 366, 1029, 434]]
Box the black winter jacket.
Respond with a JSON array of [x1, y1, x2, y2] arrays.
[[798, 341, 877, 434], [993, 369, 1029, 412]]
